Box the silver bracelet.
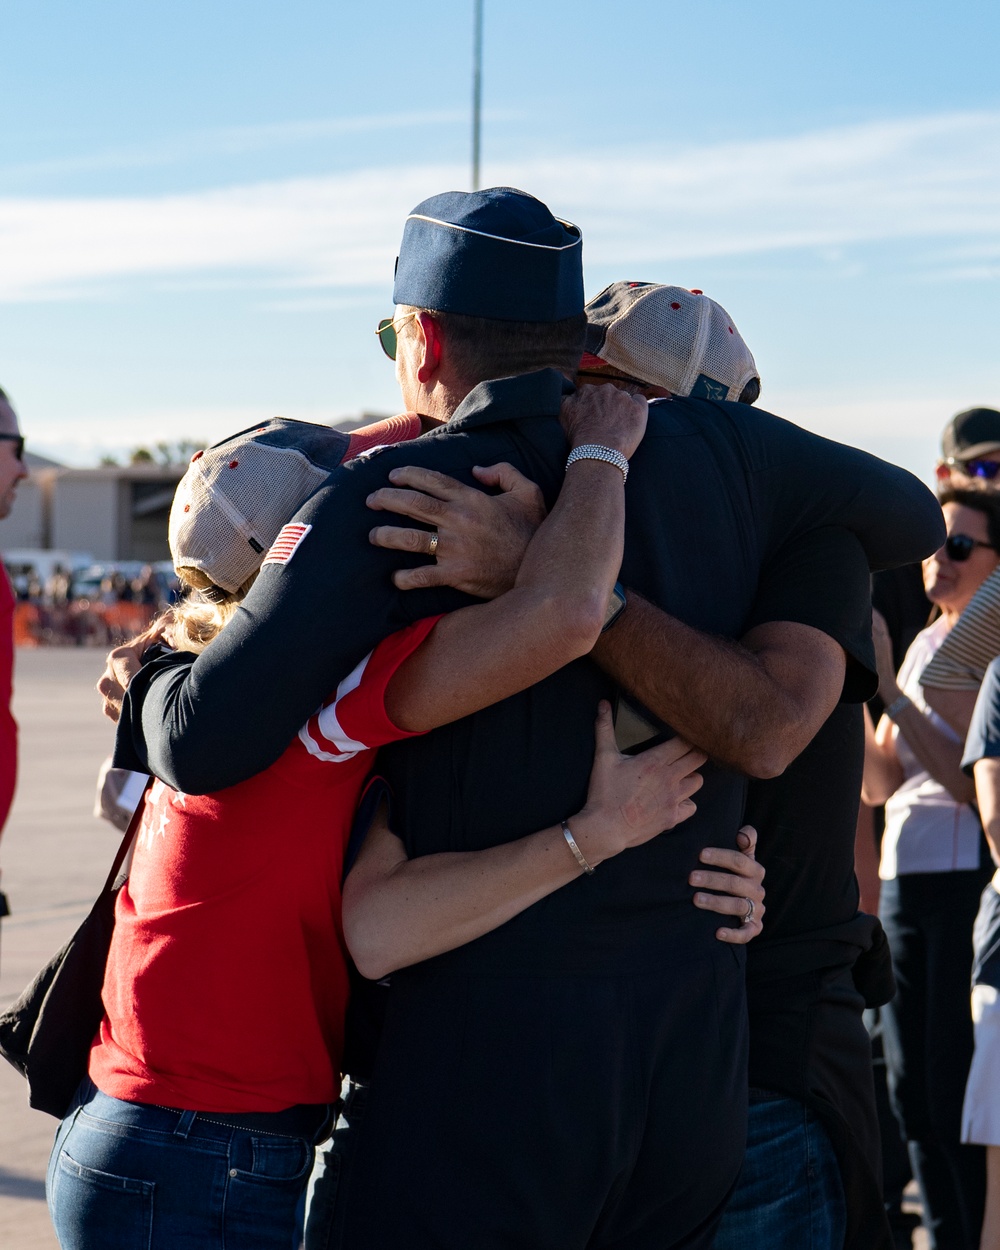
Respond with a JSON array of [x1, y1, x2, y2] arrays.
[[885, 694, 913, 720], [565, 444, 629, 483], [560, 819, 595, 875]]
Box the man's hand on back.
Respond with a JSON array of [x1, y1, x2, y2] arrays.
[[560, 382, 648, 457], [367, 463, 545, 598], [367, 386, 647, 598]]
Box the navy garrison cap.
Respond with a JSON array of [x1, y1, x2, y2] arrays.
[[393, 187, 584, 322]]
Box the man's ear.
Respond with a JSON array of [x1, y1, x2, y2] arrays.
[[415, 313, 443, 384], [935, 461, 952, 484]]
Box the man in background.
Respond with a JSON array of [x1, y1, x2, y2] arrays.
[[0, 387, 29, 938]]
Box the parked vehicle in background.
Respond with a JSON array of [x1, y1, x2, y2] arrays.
[[2, 549, 92, 599]]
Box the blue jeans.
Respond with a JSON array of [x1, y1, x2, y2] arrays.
[[712, 1091, 846, 1250], [46, 1078, 332, 1250]]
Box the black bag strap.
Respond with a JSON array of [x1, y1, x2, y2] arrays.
[[100, 777, 153, 897]]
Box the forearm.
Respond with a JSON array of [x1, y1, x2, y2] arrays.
[[115, 467, 464, 792], [594, 599, 742, 748], [893, 703, 975, 803], [343, 820, 596, 980], [922, 686, 979, 738], [983, 821, 1000, 870], [862, 709, 904, 806], [347, 698, 712, 977], [592, 594, 840, 777], [513, 459, 623, 609]]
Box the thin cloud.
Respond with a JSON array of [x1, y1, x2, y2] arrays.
[[0, 111, 998, 302], [0, 111, 471, 184]]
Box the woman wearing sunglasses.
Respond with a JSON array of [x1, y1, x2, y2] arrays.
[[863, 488, 1000, 1250]]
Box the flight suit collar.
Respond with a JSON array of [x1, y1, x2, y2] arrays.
[[446, 368, 574, 433]]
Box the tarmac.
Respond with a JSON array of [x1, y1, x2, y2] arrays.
[[0, 648, 116, 1250], [0, 646, 930, 1249]]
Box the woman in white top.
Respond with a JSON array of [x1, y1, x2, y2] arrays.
[[864, 489, 1000, 1250]]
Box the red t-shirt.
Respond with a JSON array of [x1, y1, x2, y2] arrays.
[[89, 616, 439, 1113]]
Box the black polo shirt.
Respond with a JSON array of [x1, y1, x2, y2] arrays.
[[115, 369, 944, 976]]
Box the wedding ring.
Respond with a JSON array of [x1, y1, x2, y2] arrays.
[[428, 532, 439, 557]]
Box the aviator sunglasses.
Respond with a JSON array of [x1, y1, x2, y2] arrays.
[[944, 533, 997, 563], [375, 312, 421, 361], [0, 434, 25, 461]]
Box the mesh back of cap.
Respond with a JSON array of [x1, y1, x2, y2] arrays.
[[692, 297, 758, 402], [169, 433, 333, 593], [588, 283, 757, 402]]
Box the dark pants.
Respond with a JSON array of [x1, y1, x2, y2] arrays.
[[340, 947, 747, 1250], [304, 1078, 367, 1250], [880, 871, 988, 1250]]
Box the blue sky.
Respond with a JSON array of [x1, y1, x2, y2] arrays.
[[1, 0, 998, 477]]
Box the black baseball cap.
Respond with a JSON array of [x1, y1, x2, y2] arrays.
[[941, 407, 1000, 462]]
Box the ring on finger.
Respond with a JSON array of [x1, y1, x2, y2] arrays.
[[743, 897, 755, 925], [427, 532, 439, 557]]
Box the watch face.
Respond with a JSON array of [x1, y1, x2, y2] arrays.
[[603, 584, 626, 631]]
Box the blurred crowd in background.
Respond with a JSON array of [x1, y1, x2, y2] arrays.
[[5, 558, 178, 647]]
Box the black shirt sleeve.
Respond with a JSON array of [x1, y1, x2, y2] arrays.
[[741, 526, 876, 702], [728, 402, 945, 571], [962, 656, 1000, 772], [113, 448, 471, 793]]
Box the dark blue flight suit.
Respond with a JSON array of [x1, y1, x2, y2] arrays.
[[116, 368, 944, 1250]]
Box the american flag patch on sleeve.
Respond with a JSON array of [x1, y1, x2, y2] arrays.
[[262, 523, 312, 568]]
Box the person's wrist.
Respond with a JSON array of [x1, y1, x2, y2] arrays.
[[569, 431, 635, 458], [565, 445, 630, 484], [884, 692, 913, 721], [565, 807, 619, 869]]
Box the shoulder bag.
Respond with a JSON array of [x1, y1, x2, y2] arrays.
[[0, 782, 149, 1119]]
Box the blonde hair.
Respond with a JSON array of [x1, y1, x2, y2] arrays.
[[168, 566, 257, 654]]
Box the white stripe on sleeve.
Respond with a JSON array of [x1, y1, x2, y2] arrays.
[[298, 651, 373, 764]]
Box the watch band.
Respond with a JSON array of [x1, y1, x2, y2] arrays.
[[885, 694, 913, 721], [565, 444, 629, 483]]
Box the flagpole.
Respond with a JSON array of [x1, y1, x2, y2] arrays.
[[471, 0, 483, 191]]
